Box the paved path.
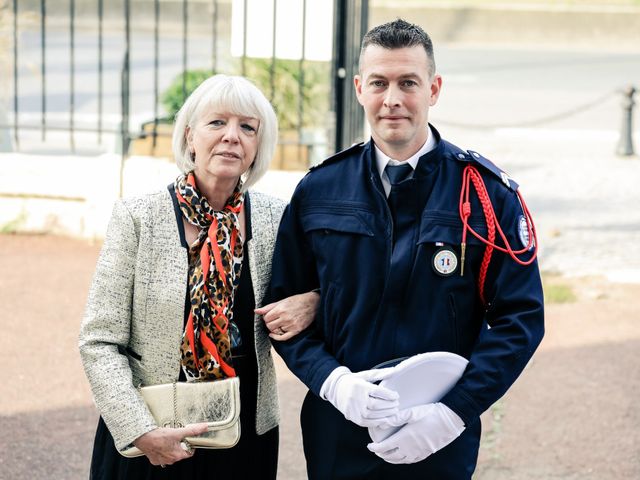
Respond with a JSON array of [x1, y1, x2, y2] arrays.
[[444, 127, 640, 283], [2, 99, 640, 479], [1, 236, 638, 479], [2, 121, 640, 480], [259, 125, 640, 284]]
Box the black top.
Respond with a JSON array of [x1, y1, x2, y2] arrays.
[[168, 185, 255, 364]]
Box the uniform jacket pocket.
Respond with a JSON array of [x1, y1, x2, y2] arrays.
[[418, 210, 487, 246], [300, 209, 374, 236]]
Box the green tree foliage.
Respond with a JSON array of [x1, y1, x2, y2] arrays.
[[161, 69, 214, 122], [161, 59, 330, 131], [243, 58, 330, 130]]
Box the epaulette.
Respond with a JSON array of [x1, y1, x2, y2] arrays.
[[309, 141, 365, 172], [454, 149, 519, 191]]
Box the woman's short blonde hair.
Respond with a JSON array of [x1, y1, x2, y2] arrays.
[[172, 74, 278, 191]]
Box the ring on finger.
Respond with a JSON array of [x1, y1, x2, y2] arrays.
[[277, 327, 286, 335], [180, 441, 194, 455]]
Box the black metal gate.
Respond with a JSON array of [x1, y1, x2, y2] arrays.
[[1, 0, 367, 170]]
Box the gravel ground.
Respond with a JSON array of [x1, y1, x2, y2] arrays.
[[1, 111, 640, 480], [441, 127, 640, 284], [0, 232, 638, 479]]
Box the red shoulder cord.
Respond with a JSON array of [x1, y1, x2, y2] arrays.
[[459, 165, 538, 307]]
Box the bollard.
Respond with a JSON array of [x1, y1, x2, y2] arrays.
[[616, 85, 636, 156]]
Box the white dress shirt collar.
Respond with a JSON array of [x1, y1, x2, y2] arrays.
[[375, 126, 437, 197]]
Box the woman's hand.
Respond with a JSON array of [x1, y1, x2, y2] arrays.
[[255, 291, 320, 341], [133, 423, 208, 466]]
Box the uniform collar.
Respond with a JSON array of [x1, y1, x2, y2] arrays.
[[374, 126, 438, 178]]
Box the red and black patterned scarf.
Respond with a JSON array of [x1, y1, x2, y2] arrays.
[[174, 172, 244, 380]]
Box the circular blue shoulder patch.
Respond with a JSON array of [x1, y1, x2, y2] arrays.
[[518, 215, 534, 250]]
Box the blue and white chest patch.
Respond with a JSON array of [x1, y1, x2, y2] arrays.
[[518, 215, 534, 250], [432, 247, 458, 276]]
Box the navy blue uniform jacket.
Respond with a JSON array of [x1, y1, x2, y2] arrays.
[[268, 128, 544, 467]]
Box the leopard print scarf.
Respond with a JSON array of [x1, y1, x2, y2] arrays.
[[174, 172, 244, 380]]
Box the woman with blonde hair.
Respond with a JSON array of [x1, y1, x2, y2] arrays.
[[80, 74, 317, 479]]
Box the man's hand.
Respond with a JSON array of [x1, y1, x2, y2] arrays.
[[321, 366, 405, 428], [255, 291, 319, 341], [367, 403, 465, 464], [133, 423, 208, 466]]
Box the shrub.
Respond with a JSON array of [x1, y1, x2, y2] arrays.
[[161, 69, 214, 122], [242, 58, 330, 130], [160, 59, 330, 131]]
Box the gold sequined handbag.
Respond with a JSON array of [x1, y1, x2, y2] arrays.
[[119, 377, 241, 457]]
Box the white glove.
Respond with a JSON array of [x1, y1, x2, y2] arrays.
[[320, 366, 403, 428], [367, 402, 465, 464]]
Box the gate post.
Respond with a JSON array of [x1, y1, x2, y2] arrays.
[[331, 0, 368, 153], [119, 0, 132, 198]]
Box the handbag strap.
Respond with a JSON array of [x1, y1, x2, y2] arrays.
[[172, 382, 183, 428]]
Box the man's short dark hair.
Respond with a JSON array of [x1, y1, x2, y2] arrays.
[[360, 19, 435, 76]]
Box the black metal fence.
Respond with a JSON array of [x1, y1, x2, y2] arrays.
[[1, 0, 367, 168]]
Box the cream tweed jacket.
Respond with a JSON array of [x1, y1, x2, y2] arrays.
[[79, 188, 286, 451]]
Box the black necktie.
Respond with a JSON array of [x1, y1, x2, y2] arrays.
[[385, 163, 413, 187], [385, 163, 413, 245], [382, 162, 416, 304]]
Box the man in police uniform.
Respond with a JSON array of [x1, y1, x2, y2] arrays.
[[263, 19, 544, 479]]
